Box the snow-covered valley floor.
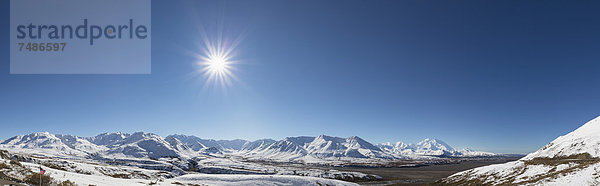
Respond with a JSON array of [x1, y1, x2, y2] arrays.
[[38, 163, 360, 186], [0, 150, 360, 186], [0, 148, 517, 186]]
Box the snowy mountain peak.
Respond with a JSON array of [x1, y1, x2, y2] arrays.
[[0, 132, 107, 156], [563, 115, 600, 138], [241, 139, 277, 151], [344, 136, 380, 151], [378, 138, 493, 157], [89, 132, 129, 146], [395, 141, 408, 148], [167, 134, 208, 151], [415, 138, 454, 152], [441, 116, 600, 185], [523, 116, 600, 160], [281, 136, 314, 147], [1, 132, 60, 146], [168, 134, 250, 152], [314, 135, 339, 142], [34, 131, 52, 136]]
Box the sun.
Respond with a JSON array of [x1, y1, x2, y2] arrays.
[[192, 24, 244, 90], [205, 54, 230, 75], [195, 41, 238, 89], [199, 52, 234, 88]]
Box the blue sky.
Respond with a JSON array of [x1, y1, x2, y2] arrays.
[[2, 0, 600, 154]]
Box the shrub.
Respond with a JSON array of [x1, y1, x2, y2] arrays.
[[43, 162, 67, 171], [0, 162, 10, 169], [110, 173, 130, 179], [25, 173, 53, 186], [0, 150, 10, 159], [524, 153, 597, 166], [9, 160, 21, 166], [58, 180, 77, 186]]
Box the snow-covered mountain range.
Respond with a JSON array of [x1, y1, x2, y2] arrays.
[[0, 132, 499, 185], [439, 116, 600, 185], [378, 138, 495, 157], [235, 135, 396, 162], [0, 132, 495, 163]]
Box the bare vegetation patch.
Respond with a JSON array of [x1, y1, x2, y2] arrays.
[[0, 150, 10, 159], [437, 153, 600, 185], [9, 159, 22, 167], [43, 162, 68, 171], [110, 173, 131, 179], [24, 172, 53, 186], [58, 180, 77, 186], [0, 162, 10, 169], [524, 153, 597, 166]]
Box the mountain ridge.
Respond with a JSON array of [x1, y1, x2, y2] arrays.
[[0, 132, 497, 162]]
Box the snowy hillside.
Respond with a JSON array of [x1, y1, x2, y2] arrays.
[[523, 116, 600, 160], [439, 116, 600, 185]]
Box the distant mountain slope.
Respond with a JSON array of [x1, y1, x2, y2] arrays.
[[96, 132, 194, 159], [242, 137, 310, 161], [167, 134, 248, 152], [439, 116, 600, 185], [56, 134, 109, 153], [87, 132, 128, 146], [240, 135, 394, 161], [305, 135, 390, 159], [240, 139, 277, 152], [0, 132, 105, 156], [378, 138, 494, 157]]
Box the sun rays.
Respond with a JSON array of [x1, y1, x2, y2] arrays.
[[192, 26, 244, 91]]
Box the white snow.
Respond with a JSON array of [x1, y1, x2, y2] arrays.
[[170, 173, 358, 186], [25, 161, 357, 186], [1, 149, 362, 186], [524, 116, 600, 160], [378, 138, 495, 157], [441, 116, 600, 185], [0, 131, 497, 185]]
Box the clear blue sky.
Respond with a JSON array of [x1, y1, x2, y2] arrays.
[[2, 0, 600, 154]]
